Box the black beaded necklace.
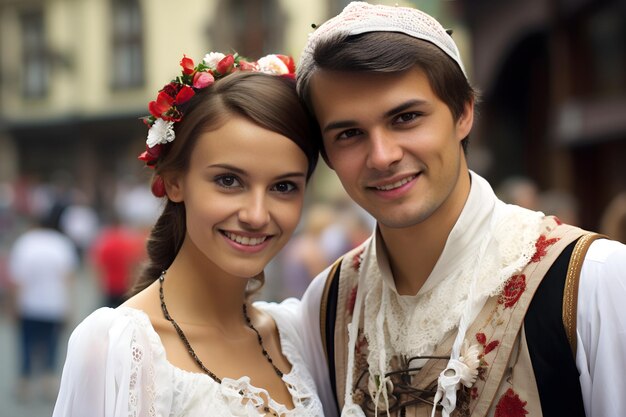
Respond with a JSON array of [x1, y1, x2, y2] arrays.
[[158, 270, 284, 384]]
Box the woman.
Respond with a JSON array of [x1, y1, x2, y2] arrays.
[[53, 52, 323, 416]]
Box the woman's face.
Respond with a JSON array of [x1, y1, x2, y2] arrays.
[[167, 115, 309, 278]]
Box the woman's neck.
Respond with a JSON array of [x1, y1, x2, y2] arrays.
[[161, 240, 250, 330]]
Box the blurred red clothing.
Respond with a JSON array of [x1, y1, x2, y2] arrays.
[[90, 226, 146, 306]]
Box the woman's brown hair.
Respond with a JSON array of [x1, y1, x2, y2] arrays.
[[129, 71, 320, 296]]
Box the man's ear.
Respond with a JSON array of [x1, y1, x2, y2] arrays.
[[164, 173, 184, 202], [456, 98, 474, 142]]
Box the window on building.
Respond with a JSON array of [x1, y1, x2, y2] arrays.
[[21, 9, 49, 98], [209, 0, 285, 58], [111, 0, 143, 89]]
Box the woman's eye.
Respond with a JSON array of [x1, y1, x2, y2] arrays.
[[272, 182, 297, 194], [215, 175, 241, 188]]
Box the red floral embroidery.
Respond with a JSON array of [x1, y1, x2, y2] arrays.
[[470, 387, 479, 400], [347, 285, 358, 316], [498, 274, 526, 308], [553, 216, 563, 226], [352, 247, 365, 271], [531, 235, 559, 263], [476, 332, 500, 355], [484, 340, 500, 355], [495, 388, 528, 417], [477, 359, 488, 380]]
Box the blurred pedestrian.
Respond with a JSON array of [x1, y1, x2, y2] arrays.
[[8, 211, 79, 402], [59, 201, 100, 262], [600, 192, 626, 243], [281, 203, 343, 298], [495, 175, 540, 210], [89, 213, 147, 307], [539, 189, 580, 226]]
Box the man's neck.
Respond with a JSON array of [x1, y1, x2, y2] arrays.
[[378, 218, 451, 296], [379, 172, 471, 296]]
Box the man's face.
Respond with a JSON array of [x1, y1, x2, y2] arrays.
[[309, 67, 473, 230]]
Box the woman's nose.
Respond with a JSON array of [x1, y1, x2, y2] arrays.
[[238, 191, 270, 229]]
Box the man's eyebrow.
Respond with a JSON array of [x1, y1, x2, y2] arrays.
[[383, 99, 427, 118], [322, 99, 428, 134], [322, 120, 358, 134]]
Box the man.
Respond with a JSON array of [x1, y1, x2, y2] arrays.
[[295, 2, 626, 417]]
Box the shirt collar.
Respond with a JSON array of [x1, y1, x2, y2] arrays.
[[375, 171, 498, 295]]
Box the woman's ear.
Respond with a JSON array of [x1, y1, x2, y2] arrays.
[[164, 173, 184, 202]]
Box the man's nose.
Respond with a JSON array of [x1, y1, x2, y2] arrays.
[[366, 129, 403, 171]]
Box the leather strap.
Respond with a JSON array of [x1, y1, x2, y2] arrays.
[[563, 233, 605, 357], [320, 257, 343, 362]]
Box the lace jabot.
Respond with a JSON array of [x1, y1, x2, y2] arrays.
[[356, 171, 544, 383], [53, 301, 323, 417]]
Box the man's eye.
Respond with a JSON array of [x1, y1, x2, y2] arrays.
[[337, 128, 362, 140], [394, 112, 420, 124], [215, 175, 241, 188]]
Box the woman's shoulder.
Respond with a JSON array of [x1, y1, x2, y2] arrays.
[[254, 299, 300, 335], [253, 299, 306, 357], [55, 308, 177, 415], [66, 306, 164, 365], [72, 306, 152, 337]]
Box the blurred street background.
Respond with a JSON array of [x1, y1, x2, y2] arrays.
[[0, 0, 625, 415]]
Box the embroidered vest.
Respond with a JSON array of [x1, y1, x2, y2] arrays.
[[323, 218, 597, 417]]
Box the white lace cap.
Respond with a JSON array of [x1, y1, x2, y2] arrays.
[[298, 1, 467, 81]]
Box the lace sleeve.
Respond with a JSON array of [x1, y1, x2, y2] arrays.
[[53, 307, 173, 417], [255, 298, 327, 417]]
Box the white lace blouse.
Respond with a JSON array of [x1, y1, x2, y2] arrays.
[[52, 300, 324, 417]]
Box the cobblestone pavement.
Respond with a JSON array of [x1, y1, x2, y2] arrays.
[[0, 268, 101, 417]]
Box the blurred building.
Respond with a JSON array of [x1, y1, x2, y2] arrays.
[[0, 0, 329, 213], [3, 0, 622, 231], [455, 0, 626, 230]]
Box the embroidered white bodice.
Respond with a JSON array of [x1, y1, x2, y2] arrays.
[[53, 301, 323, 417]]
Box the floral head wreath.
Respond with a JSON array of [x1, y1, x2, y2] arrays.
[[138, 52, 296, 197]]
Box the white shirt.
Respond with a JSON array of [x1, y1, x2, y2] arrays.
[[299, 174, 626, 417], [9, 228, 79, 320], [53, 301, 324, 417]]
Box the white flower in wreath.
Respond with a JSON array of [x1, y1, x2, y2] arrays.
[[257, 54, 289, 75], [203, 52, 226, 68], [147, 119, 175, 148]]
